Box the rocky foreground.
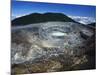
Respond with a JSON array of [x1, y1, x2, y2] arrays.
[[11, 22, 95, 74]]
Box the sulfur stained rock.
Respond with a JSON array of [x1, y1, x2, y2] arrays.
[[12, 60, 63, 74]]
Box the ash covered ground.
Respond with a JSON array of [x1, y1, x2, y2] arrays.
[[11, 22, 95, 74]]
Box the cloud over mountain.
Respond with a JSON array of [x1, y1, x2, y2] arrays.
[[68, 15, 96, 25]]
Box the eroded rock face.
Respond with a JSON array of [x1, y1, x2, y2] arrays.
[[11, 22, 95, 74], [12, 60, 63, 74]]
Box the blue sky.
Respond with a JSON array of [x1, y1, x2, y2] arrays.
[[12, 1, 96, 18]]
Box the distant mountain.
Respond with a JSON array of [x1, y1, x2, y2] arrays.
[[68, 16, 96, 25], [12, 13, 76, 26], [87, 23, 96, 27]]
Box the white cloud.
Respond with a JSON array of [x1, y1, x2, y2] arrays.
[[68, 15, 96, 25]]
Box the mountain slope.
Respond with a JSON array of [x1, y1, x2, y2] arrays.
[[12, 13, 76, 26], [87, 23, 96, 27]]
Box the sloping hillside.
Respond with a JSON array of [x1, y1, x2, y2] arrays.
[[12, 13, 76, 26]]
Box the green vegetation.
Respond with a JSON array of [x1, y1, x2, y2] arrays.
[[12, 13, 76, 26]]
